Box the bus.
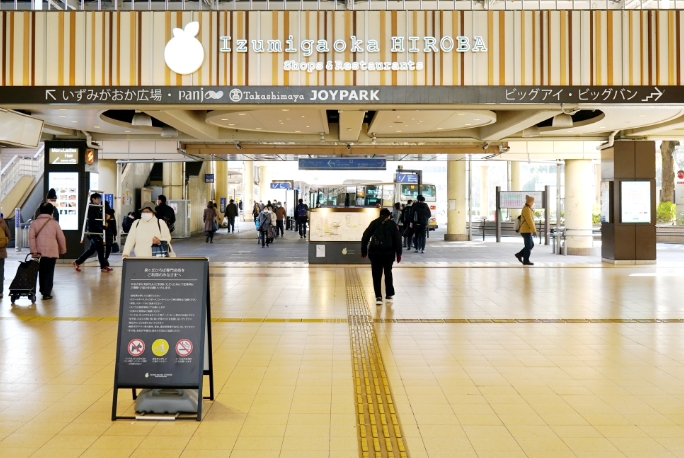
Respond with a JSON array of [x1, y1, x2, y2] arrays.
[[308, 180, 438, 230]]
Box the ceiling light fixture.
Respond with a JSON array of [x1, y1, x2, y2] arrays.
[[552, 113, 574, 128], [522, 126, 540, 138], [282, 109, 289, 112], [238, 113, 246, 116], [93, 126, 100, 129], [161, 126, 178, 138], [465, 123, 472, 126], [124, 130, 131, 133], [228, 123, 235, 126], [132, 111, 153, 127], [221, 118, 228, 121]]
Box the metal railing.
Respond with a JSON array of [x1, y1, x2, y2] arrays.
[[549, 226, 601, 255], [1, 0, 682, 11], [0, 144, 45, 204]]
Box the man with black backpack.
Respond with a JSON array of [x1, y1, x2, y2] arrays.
[[295, 199, 309, 239], [155, 195, 176, 234], [361, 208, 402, 305], [411, 195, 432, 254]]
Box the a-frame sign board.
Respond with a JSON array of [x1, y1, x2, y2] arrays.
[[111, 257, 214, 421]]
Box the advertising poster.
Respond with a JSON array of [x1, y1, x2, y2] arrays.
[[499, 191, 544, 209], [621, 181, 651, 223], [48, 172, 79, 230], [600, 181, 610, 223]]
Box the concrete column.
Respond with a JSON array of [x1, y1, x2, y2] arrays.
[[215, 160, 228, 212], [206, 161, 215, 203], [480, 164, 489, 219], [243, 160, 254, 221], [565, 159, 595, 255], [98, 159, 117, 196], [445, 159, 468, 241], [259, 166, 269, 203], [510, 161, 522, 219], [162, 163, 184, 200], [594, 163, 601, 209]]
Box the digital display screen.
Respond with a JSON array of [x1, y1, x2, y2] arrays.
[[48, 172, 79, 230], [621, 181, 651, 223]]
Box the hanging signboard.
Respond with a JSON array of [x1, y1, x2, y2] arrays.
[[111, 257, 214, 421], [299, 158, 386, 170]]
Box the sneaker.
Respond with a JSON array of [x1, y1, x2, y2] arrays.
[[72, 261, 81, 272], [523, 262, 534, 266], [375, 297, 383, 305], [420, 250, 425, 254], [414, 250, 419, 253], [514, 253, 523, 264], [101, 267, 113, 273], [42, 295, 52, 300], [386, 296, 394, 301]]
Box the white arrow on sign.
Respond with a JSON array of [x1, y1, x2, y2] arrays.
[[641, 87, 664, 102], [45, 90, 56, 101]]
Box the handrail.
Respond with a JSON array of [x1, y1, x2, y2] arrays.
[[0, 144, 45, 203]]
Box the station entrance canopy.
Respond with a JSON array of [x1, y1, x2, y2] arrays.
[[2, 10, 684, 150]]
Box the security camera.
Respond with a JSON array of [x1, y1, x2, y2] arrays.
[[235, 141, 242, 150], [499, 145, 510, 153], [482, 142, 490, 150], [346, 143, 352, 150]]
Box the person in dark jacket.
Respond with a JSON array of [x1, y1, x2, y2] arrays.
[[155, 195, 176, 233], [361, 208, 402, 305], [411, 195, 432, 254], [45, 188, 60, 222], [104, 202, 117, 260], [73, 193, 112, 273], [225, 199, 239, 233], [295, 199, 309, 238], [402, 200, 414, 249], [203, 201, 218, 243]]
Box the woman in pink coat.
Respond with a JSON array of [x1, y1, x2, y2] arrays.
[[29, 203, 66, 300]]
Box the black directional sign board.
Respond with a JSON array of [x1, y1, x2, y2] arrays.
[[0, 85, 681, 105], [111, 257, 214, 421]]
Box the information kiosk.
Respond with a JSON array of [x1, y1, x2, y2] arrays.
[[308, 207, 379, 264], [111, 257, 214, 421]]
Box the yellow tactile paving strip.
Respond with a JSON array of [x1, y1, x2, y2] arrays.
[[345, 268, 409, 458]]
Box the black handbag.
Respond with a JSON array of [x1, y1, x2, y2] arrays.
[[111, 242, 120, 253]]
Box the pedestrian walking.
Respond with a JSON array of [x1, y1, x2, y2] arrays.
[[73, 193, 112, 273], [402, 200, 414, 249], [204, 201, 218, 243], [252, 201, 261, 222], [295, 199, 309, 239], [411, 195, 432, 254], [275, 203, 286, 237], [361, 208, 402, 305], [28, 203, 66, 300], [225, 199, 239, 233], [122, 202, 174, 258], [155, 195, 176, 234], [515, 195, 537, 266], [392, 202, 402, 226], [257, 207, 272, 248], [104, 202, 117, 260], [0, 216, 11, 298]]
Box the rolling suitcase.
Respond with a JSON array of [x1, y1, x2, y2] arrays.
[[9, 254, 40, 304]]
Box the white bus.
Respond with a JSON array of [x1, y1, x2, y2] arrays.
[[308, 180, 438, 230]]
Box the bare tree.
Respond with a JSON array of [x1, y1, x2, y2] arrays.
[[661, 140, 679, 203]]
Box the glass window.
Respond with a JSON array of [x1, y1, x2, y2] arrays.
[[421, 185, 437, 201], [382, 185, 394, 207], [401, 184, 420, 199]]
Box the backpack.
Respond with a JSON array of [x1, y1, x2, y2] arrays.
[[514, 215, 522, 233], [122, 216, 134, 234], [297, 204, 308, 217], [370, 220, 393, 252]]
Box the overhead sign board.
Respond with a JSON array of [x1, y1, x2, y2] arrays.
[[396, 172, 419, 183], [3, 86, 678, 105], [49, 147, 78, 165], [270, 181, 293, 190], [111, 258, 214, 421], [204, 174, 214, 183], [299, 158, 386, 170]]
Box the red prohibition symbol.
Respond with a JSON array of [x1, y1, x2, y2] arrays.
[[128, 339, 145, 357], [176, 339, 193, 357]]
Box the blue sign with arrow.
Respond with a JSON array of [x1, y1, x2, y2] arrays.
[[396, 172, 419, 183], [270, 182, 293, 190], [298, 158, 386, 170]]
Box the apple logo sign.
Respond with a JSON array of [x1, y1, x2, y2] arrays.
[[164, 22, 204, 75]]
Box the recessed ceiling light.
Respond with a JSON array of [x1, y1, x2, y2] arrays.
[[71, 120, 78, 123], [282, 109, 289, 112], [473, 118, 481, 121], [301, 116, 306, 118], [125, 130, 131, 133], [256, 127, 262, 130], [59, 109, 67, 111], [221, 118, 228, 121], [396, 130, 402, 133], [306, 126, 310, 128], [59, 115, 66, 118], [437, 128, 443, 130], [396, 115, 401, 118], [465, 123, 471, 126], [457, 113, 465, 116], [94, 126, 100, 128], [228, 123, 235, 126], [238, 113, 246, 116], [295, 130, 301, 133]]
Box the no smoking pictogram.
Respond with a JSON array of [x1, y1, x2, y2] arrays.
[[128, 339, 145, 357], [176, 339, 193, 357]]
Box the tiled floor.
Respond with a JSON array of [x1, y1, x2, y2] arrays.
[[3, 259, 684, 457]]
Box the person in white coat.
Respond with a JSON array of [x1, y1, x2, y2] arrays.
[[122, 201, 174, 258]]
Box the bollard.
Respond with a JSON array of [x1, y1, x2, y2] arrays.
[[14, 208, 20, 252]]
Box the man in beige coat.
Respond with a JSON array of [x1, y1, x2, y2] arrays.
[[515, 195, 537, 266]]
